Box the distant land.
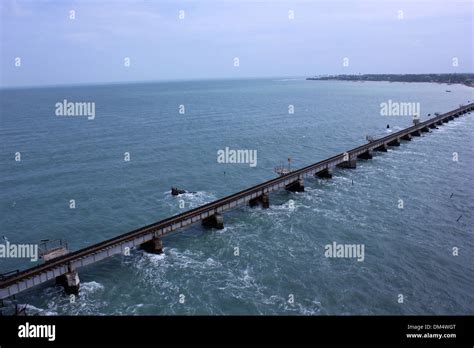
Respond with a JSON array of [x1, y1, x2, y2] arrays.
[[306, 73, 474, 87]]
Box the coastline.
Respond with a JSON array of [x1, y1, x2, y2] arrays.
[[307, 74, 474, 88]]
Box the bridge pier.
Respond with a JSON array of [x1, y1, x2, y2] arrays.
[[442, 118, 449, 123], [401, 134, 412, 141], [374, 144, 388, 152], [286, 177, 304, 192], [436, 121, 443, 126], [357, 150, 373, 160], [261, 193, 270, 208], [429, 124, 437, 129], [337, 159, 357, 169], [141, 237, 163, 254], [411, 130, 422, 136], [388, 138, 401, 146], [315, 168, 333, 179], [202, 213, 224, 229], [421, 126, 430, 132], [448, 115, 454, 120], [249, 193, 270, 208], [56, 269, 80, 295]]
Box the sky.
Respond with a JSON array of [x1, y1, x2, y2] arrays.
[[0, 0, 473, 87]]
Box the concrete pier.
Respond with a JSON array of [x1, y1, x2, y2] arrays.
[[401, 134, 412, 141], [141, 237, 163, 254], [421, 126, 430, 132], [249, 193, 270, 208], [357, 150, 373, 160], [286, 178, 304, 192], [202, 213, 224, 229], [316, 168, 333, 179], [411, 130, 422, 136], [337, 159, 357, 169], [56, 269, 80, 295], [388, 138, 401, 146], [374, 144, 388, 152], [261, 193, 270, 208], [429, 124, 437, 129]]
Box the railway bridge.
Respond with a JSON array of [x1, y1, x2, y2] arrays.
[[1, 103, 472, 300]]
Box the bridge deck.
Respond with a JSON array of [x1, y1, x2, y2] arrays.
[[1, 103, 472, 300]]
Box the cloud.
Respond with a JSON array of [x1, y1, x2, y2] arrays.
[[0, 0, 472, 87]]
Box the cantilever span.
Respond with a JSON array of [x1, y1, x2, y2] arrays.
[[1, 103, 473, 300]]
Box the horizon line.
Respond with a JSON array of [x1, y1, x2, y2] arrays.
[[1, 72, 473, 90]]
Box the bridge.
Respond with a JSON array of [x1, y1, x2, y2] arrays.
[[1, 103, 473, 300]]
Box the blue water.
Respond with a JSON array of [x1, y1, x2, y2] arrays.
[[1, 79, 473, 315]]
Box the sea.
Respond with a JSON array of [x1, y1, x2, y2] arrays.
[[1, 78, 473, 315]]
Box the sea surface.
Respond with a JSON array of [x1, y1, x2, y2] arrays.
[[0, 78, 473, 315]]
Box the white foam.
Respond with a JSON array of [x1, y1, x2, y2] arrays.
[[143, 251, 167, 263], [164, 190, 217, 211], [22, 304, 58, 316], [81, 281, 105, 293]]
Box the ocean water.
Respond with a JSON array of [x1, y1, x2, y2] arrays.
[[0, 78, 473, 315]]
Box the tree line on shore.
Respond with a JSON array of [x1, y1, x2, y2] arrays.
[[307, 73, 474, 87]]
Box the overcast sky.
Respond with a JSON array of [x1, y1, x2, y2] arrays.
[[1, 0, 472, 87]]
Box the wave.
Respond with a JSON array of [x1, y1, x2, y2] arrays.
[[163, 190, 217, 210]]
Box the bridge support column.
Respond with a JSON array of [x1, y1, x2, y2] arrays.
[[286, 178, 304, 192], [316, 168, 333, 179], [448, 115, 454, 120], [249, 193, 269, 208], [421, 127, 430, 132], [141, 237, 163, 254], [411, 130, 422, 136], [261, 193, 270, 208], [442, 118, 449, 123], [401, 134, 412, 141], [429, 124, 437, 129], [56, 269, 80, 295], [357, 150, 373, 160], [202, 213, 224, 229], [374, 144, 388, 152], [388, 138, 401, 146], [337, 159, 357, 169], [436, 121, 443, 126]]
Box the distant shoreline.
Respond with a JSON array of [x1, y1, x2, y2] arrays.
[[306, 73, 474, 88]]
